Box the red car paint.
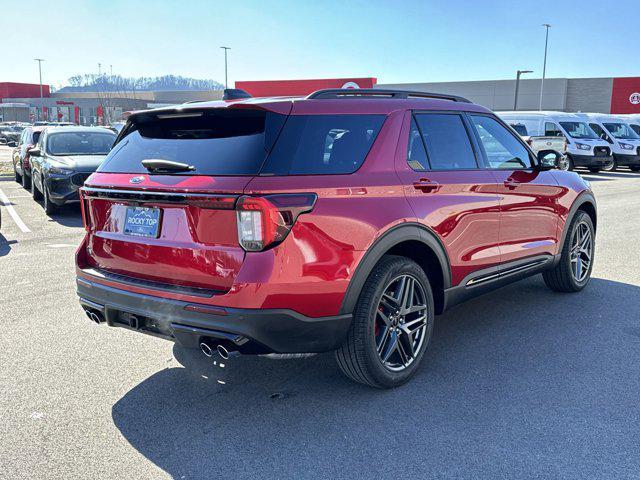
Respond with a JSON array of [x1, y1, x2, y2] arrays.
[[76, 94, 591, 322]]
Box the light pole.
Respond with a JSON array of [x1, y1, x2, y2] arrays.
[[539, 23, 551, 110], [220, 46, 230, 89], [514, 69, 533, 110], [34, 58, 44, 98], [98, 63, 102, 76]]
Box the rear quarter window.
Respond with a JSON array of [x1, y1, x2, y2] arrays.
[[261, 114, 385, 175]]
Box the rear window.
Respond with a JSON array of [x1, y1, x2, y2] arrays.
[[261, 114, 385, 175], [98, 110, 287, 175]]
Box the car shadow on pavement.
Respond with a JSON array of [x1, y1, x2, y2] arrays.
[[46, 206, 83, 228], [111, 276, 640, 479], [0, 233, 17, 257]]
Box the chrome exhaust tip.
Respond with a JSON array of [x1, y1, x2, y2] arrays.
[[216, 344, 230, 360], [200, 342, 214, 358], [89, 312, 102, 324]]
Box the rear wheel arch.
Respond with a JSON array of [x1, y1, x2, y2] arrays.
[[340, 224, 451, 316]]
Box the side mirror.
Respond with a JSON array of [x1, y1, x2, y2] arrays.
[[29, 148, 41, 157], [7, 141, 17, 147], [537, 150, 561, 170]]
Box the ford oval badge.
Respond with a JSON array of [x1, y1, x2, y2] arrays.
[[130, 176, 145, 184]]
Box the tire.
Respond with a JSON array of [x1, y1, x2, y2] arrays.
[[602, 158, 617, 172], [565, 155, 575, 171], [543, 211, 595, 293], [13, 163, 22, 184], [630, 166, 640, 172], [31, 171, 42, 201], [335, 255, 435, 389], [43, 183, 57, 215], [22, 170, 31, 190]]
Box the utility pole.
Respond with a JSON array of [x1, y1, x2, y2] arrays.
[[514, 70, 533, 110], [34, 58, 44, 98], [98, 63, 102, 76], [220, 46, 231, 88], [539, 24, 551, 111]]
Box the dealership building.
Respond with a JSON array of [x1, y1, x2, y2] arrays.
[[238, 76, 640, 114], [3, 74, 640, 124], [0, 82, 223, 124]]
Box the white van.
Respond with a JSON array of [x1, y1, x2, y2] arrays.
[[498, 111, 613, 172], [617, 114, 640, 137], [574, 113, 640, 171]]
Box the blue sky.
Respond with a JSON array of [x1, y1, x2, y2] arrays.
[[4, 0, 640, 88]]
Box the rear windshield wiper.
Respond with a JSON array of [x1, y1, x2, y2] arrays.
[[141, 159, 195, 173]]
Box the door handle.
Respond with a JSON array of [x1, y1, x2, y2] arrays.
[[413, 179, 440, 192], [504, 179, 518, 190]]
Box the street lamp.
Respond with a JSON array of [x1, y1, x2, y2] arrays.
[[220, 46, 231, 89], [34, 58, 44, 98], [514, 70, 533, 110], [539, 23, 551, 110]]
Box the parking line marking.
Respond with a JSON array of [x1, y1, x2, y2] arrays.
[[0, 188, 31, 233]]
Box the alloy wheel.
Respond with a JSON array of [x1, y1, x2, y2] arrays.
[[570, 221, 592, 282], [375, 274, 428, 372]]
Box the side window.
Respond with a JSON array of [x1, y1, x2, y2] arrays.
[[631, 124, 640, 136], [406, 117, 428, 170], [589, 123, 611, 143], [413, 113, 477, 170], [263, 114, 385, 175], [37, 132, 46, 150], [470, 115, 532, 169], [544, 122, 564, 137]]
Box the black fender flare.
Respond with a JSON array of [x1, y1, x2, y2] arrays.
[[339, 223, 451, 315], [559, 191, 597, 250]]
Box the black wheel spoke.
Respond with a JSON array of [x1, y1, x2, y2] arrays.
[[381, 331, 399, 363]]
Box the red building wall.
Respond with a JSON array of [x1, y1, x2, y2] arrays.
[[0, 82, 51, 99], [235, 77, 377, 97], [610, 77, 640, 114]]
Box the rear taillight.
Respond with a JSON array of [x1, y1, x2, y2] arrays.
[[79, 188, 91, 231], [236, 194, 316, 252]]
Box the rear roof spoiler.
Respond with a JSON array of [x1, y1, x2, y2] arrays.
[[223, 88, 252, 100], [306, 88, 471, 103]]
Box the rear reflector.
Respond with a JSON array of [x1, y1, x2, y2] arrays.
[[184, 304, 227, 316]]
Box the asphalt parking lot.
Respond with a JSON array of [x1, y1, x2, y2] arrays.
[[1, 157, 639, 479]]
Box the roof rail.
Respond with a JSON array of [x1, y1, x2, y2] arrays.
[[306, 88, 471, 103]]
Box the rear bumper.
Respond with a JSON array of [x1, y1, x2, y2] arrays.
[[76, 276, 352, 354], [613, 153, 640, 167], [569, 154, 612, 168]]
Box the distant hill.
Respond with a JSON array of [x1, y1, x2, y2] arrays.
[[59, 74, 224, 92]]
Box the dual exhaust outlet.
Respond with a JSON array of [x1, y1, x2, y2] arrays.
[[199, 340, 238, 360], [84, 308, 105, 324]]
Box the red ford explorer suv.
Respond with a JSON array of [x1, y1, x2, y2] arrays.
[[76, 89, 596, 388]]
